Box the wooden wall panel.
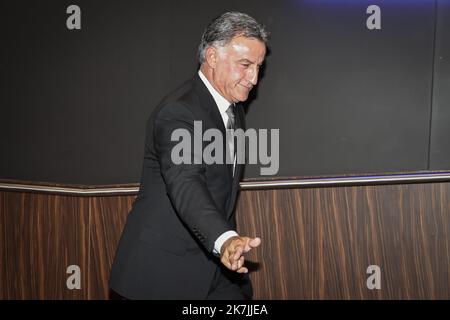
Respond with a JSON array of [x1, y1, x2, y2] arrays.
[[1, 181, 449, 299], [88, 196, 135, 299], [236, 183, 450, 299], [0, 191, 89, 299]]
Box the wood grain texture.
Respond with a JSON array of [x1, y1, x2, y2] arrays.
[[0, 191, 88, 299], [236, 183, 450, 299], [1, 182, 450, 299], [88, 196, 134, 299]]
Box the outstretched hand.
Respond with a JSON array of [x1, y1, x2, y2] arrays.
[[220, 236, 261, 273]]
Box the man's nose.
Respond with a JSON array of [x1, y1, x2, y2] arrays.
[[247, 66, 259, 86]]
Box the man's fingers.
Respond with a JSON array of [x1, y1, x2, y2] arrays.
[[236, 256, 244, 270], [236, 267, 248, 273], [234, 246, 243, 261], [228, 254, 236, 270], [227, 246, 245, 271], [249, 237, 261, 248], [232, 254, 244, 270], [221, 253, 231, 270], [220, 236, 260, 272], [243, 236, 261, 253]]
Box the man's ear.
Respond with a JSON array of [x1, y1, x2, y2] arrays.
[[205, 46, 218, 69]]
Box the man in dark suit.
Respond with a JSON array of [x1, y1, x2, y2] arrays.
[[109, 11, 268, 299]]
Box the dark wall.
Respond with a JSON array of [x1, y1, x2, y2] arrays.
[[430, 0, 450, 170], [1, 0, 448, 185]]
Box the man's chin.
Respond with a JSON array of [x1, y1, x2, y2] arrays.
[[235, 93, 250, 103]]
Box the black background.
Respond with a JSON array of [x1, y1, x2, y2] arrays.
[[1, 0, 449, 185]]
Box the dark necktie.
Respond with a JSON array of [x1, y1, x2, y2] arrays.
[[225, 104, 235, 130], [225, 104, 236, 175]]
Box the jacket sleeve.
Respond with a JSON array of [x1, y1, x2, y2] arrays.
[[153, 101, 231, 253]]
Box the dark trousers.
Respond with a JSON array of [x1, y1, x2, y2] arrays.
[[110, 265, 251, 300], [205, 265, 249, 300]]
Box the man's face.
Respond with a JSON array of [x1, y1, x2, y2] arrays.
[[209, 35, 266, 103]]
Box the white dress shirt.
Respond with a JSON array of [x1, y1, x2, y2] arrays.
[[198, 70, 237, 172], [198, 70, 238, 256]]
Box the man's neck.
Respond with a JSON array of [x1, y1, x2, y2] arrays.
[[199, 65, 231, 104]]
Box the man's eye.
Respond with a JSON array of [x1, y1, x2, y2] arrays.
[[242, 64, 250, 68]]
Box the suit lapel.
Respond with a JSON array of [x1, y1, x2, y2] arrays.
[[226, 103, 245, 219], [193, 74, 245, 219], [193, 74, 227, 137], [232, 104, 244, 179]]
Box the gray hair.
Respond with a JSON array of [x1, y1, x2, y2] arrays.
[[198, 11, 269, 64]]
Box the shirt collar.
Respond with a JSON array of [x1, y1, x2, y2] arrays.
[[198, 70, 232, 115]]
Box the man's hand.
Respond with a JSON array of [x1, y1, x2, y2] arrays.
[[220, 236, 261, 273]]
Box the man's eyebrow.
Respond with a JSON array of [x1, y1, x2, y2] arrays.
[[237, 58, 263, 66], [238, 58, 254, 64]]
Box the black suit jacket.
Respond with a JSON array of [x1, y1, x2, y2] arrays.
[[109, 74, 246, 299]]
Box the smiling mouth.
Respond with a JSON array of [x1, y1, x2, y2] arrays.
[[240, 84, 253, 91]]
